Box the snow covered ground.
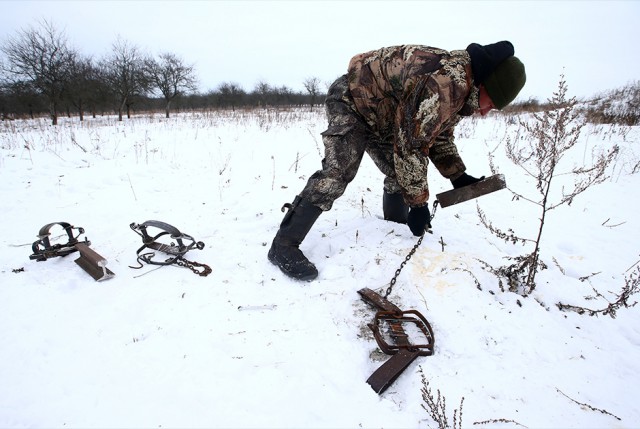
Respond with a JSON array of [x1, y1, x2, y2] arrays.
[[1, 107, 639, 428]]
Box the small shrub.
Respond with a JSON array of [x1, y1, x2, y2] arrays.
[[420, 368, 463, 429], [481, 75, 619, 296]]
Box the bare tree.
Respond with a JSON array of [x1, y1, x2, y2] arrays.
[[275, 85, 294, 105], [0, 20, 76, 125], [145, 52, 197, 118], [303, 76, 321, 109], [65, 54, 99, 121], [100, 36, 150, 121], [217, 82, 245, 111], [254, 80, 271, 107]]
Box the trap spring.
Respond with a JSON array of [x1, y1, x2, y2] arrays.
[[130, 220, 211, 277]]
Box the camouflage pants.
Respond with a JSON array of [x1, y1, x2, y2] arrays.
[[300, 75, 405, 211]]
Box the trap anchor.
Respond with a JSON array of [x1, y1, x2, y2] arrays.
[[29, 222, 115, 281], [436, 174, 506, 208], [130, 220, 211, 276]]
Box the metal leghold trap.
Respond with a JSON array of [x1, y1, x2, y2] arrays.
[[29, 222, 115, 281], [129, 220, 211, 276], [358, 287, 434, 394], [357, 174, 506, 393]]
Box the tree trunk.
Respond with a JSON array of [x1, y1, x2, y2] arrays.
[[118, 97, 126, 121], [50, 101, 58, 125], [165, 99, 171, 118], [78, 99, 84, 122]]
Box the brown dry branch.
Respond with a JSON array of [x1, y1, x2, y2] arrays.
[[452, 266, 483, 291], [473, 418, 528, 428], [555, 388, 621, 421], [557, 266, 640, 318], [625, 256, 640, 273], [477, 205, 529, 246], [578, 271, 601, 283], [420, 368, 464, 429], [438, 236, 446, 252], [478, 253, 547, 295]]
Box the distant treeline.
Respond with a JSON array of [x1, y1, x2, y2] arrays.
[[2, 20, 638, 125], [0, 20, 326, 123], [0, 83, 326, 121]]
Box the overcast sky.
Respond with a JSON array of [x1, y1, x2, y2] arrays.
[[1, 0, 638, 101]]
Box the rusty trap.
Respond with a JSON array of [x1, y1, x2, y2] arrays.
[[369, 309, 434, 356], [129, 220, 211, 277], [29, 222, 115, 281], [358, 287, 434, 394], [357, 174, 507, 393]]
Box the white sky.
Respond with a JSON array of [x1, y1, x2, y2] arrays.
[[1, 0, 638, 101]]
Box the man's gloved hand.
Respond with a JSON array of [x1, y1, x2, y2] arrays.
[[451, 173, 486, 189], [407, 205, 432, 236]]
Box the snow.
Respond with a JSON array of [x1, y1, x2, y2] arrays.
[[1, 108, 639, 428]]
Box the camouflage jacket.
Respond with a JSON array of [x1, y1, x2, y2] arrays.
[[347, 45, 479, 207]]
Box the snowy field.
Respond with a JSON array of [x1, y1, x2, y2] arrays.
[[0, 107, 639, 428]]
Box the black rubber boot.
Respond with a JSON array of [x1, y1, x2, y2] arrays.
[[268, 196, 322, 281], [383, 192, 409, 224]]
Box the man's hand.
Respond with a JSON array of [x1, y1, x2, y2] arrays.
[[451, 173, 485, 189], [407, 205, 432, 236]]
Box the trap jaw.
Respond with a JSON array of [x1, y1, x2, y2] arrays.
[[358, 288, 435, 394], [29, 222, 88, 261], [29, 222, 114, 281], [368, 309, 434, 357]]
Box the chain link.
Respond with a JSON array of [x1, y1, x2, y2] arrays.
[[383, 199, 440, 300], [175, 257, 212, 277], [384, 234, 424, 299]]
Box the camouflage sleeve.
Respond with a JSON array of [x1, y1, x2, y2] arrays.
[[393, 140, 431, 207], [428, 128, 466, 180], [393, 74, 466, 207]]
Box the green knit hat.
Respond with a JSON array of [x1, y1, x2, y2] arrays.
[[483, 56, 526, 109]]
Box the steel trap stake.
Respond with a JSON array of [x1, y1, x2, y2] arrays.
[[358, 288, 434, 394], [74, 242, 115, 282], [436, 174, 506, 208]]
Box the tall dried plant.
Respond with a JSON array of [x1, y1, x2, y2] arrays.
[[480, 75, 619, 296], [420, 368, 463, 429]]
